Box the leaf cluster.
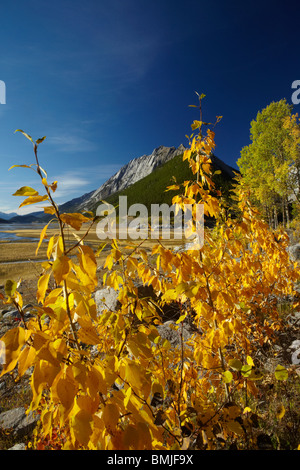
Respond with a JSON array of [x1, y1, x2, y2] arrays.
[[0, 107, 299, 450]]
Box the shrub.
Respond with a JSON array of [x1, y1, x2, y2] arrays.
[[0, 100, 299, 450]]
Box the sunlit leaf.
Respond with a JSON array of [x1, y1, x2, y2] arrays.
[[276, 404, 285, 420], [0, 327, 30, 376], [61, 213, 90, 231], [36, 222, 49, 256], [275, 365, 288, 381], [37, 272, 51, 304], [5, 279, 18, 298], [13, 186, 39, 196], [19, 194, 49, 208], [222, 370, 233, 384], [15, 129, 33, 142]]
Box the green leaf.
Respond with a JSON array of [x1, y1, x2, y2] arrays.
[[13, 186, 39, 197], [228, 359, 243, 371], [5, 279, 18, 298], [275, 365, 288, 381], [241, 364, 252, 377], [15, 129, 33, 142], [222, 370, 233, 384]]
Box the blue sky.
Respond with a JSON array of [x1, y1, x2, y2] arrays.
[[0, 0, 299, 214]]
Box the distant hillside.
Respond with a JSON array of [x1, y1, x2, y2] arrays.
[[79, 145, 186, 212], [3, 145, 237, 224], [95, 152, 237, 215], [0, 211, 18, 220]]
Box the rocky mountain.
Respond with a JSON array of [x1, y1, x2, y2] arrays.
[[3, 145, 238, 222], [78, 144, 187, 212]]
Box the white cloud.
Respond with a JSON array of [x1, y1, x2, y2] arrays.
[[47, 133, 97, 153], [47, 163, 121, 201], [0, 161, 122, 215]]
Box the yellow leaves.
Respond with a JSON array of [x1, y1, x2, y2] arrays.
[[0, 327, 30, 376], [7, 108, 300, 452], [13, 186, 39, 196], [54, 374, 78, 412], [18, 346, 36, 376], [18, 194, 49, 208], [191, 120, 203, 130], [52, 255, 72, 284], [122, 360, 151, 399], [275, 404, 285, 420], [37, 272, 51, 304], [126, 256, 139, 275], [274, 364, 289, 381], [30, 360, 60, 411], [165, 184, 180, 192], [102, 403, 119, 433], [76, 245, 97, 289], [226, 419, 244, 436], [71, 409, 93, 447], [36, 223, 50, 255], [104, 270, 124, 291], [60, 213, 90, 231], [44, 206, 56, 215], [87, 365, 107, 395], [4, 279, 18, 298], [123, 424, 140, 449], [125, 361, 144, 390], [77, 315, 100, 345]]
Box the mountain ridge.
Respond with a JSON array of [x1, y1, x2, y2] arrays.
[[2, 145, 237, 223], [79, 144, 187, 211]]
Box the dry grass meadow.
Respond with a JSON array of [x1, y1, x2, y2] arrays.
[[0, 224, 184, 305]]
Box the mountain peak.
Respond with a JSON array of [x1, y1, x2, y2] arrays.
[[79, 145, 186, 210]]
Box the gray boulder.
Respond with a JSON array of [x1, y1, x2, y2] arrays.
[[94, 287, 119, 315], [0, 407, 38, 439], [157, 320, 193, 348], [288, 243, 300, 261], [8, 443, 26, 450]]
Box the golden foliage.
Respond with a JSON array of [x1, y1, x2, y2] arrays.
[[1, 102, 299, 450]]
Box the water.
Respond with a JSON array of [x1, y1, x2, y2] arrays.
[[0, 223, 43, 241]]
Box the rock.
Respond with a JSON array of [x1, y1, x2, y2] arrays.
[[2, 310, 21, 321], [289, 340, 300, 366], [94, 287, 120, 315], [157, 320, 193, 348], [8, 443, 26, 450], [291, 349, 300, 366], [79, 145, 186, 211], [288, 243, 300, 261], [0, 407, 38, 439]]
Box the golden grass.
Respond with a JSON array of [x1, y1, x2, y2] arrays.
[[0, 225, 185, 286]]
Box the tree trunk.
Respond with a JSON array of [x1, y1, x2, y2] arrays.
[[282, 198, 286, 228], [274, 206, 278, 229], [285, 198, 290, 228]]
